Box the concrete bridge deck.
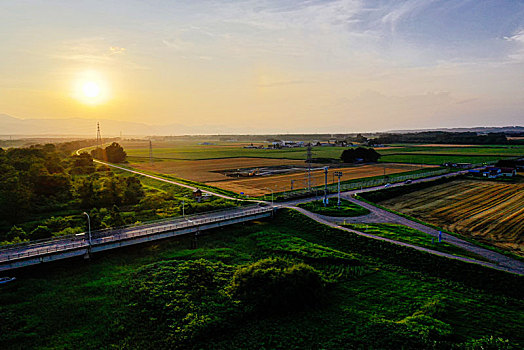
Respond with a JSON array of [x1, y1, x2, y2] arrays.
[[0, 205, 273, 272]]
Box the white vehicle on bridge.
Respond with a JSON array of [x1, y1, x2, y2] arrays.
[[0, 277, 16, 284]]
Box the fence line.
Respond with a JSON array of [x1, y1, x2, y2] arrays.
[[274, 168, 453, 200]]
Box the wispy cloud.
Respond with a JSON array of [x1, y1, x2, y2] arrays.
[[109, 46, 126, 55], [504, 28, 524, 62]]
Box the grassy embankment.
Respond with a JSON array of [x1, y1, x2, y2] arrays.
[[342, 223, 489, 262], [1, 209, 523, 349], [297, 199, 370, 217]]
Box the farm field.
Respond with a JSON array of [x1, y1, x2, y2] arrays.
[[122, 140, 524, 164], [378, 154, 505, 165], [128, 157, 319, 182], [211, 163, 430, 195], [130, 160, 429, 196], [380, 179, 524, 256], [123, 140, 346, 160]]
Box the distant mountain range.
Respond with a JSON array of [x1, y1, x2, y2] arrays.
[[0, 114, 244, 137], [1, 113, 523, 137], [388, 126, 524, 134]]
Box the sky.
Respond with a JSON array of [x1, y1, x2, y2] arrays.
[[0, 0, 523, 134]]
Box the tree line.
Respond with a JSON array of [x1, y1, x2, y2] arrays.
[[0, 143, 142, 243]]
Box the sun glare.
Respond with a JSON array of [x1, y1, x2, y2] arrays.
[[82, 82, 100, 98], [73, 71, 109, 105]]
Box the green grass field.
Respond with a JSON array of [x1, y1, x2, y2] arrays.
[[1, 210, 523, 349], [378, 154, 505, 165], [124, 141, 524, 164], [297, 199, 370, 217], [343, 223, 488, 261]]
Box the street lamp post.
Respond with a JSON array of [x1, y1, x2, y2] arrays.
[[263, 187, 274, 207], [334, 171, 343, 206], [323, 167, 329, 206], [82, 212, 92, 248]]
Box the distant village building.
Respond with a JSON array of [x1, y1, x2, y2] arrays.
[[193, 189, 203, 202], [469, 166, 517, 178]]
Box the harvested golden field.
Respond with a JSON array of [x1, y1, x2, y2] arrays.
[[130, 158, 429, 196], [381, 180, 524, 256], [130, 158, 321, 182], [207, 163, 428, 196]]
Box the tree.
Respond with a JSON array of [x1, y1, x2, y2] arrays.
[[71, 152, 95, 174], [355, 133, 367, 143], [108, 205, 125, 227], [76, 177, 96, 208], [4, 225, 26, 241], [340, 147, 381, 163], [0, 163, 31, 223], [230, 258, 324, 312], [30, 225, 52, 240], [105, 142, 127, 163], [124, 176, 145, 205]]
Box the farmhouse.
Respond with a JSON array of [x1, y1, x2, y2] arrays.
[[500, 167, 517, 177], [479, 167, 517, 178]]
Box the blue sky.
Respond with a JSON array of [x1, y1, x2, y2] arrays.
[[0, 0, 523, 132]]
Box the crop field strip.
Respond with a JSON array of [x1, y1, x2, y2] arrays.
[[128, 153, 432, 195], [123, 141, 524, 166], [208, 164, 429, 196], [380, 180, 524, 256], [128, 157, 320, 182]]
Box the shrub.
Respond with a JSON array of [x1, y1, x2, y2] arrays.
[[120, 259, 236, 349], [230, 257, 324, 312], [461, 335, 513, 350], [4, 225, 26, 241], [29, 225, 52, 240]]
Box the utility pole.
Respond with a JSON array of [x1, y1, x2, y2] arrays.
[[96, 122, 103, 159], [334, 171, 343, 206], [82, 212, 92, 258], [306, 144, 312, 192], [96, 122, 102, 149], [149, 139, 153, 165], [323, 166, 329, 206]]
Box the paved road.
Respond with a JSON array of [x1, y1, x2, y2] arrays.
[[290, 206, 517, 274]]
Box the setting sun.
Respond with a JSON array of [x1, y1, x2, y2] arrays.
[[82, 82, 100, 98], [72, 70, 110, 105]]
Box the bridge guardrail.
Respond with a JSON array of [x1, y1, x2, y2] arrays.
[[0, 206, 273, 263], [0, 204, 261, 253]]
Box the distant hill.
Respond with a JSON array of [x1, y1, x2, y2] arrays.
[[388, 126, 524, 134], [0, 114, 242, 137]]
